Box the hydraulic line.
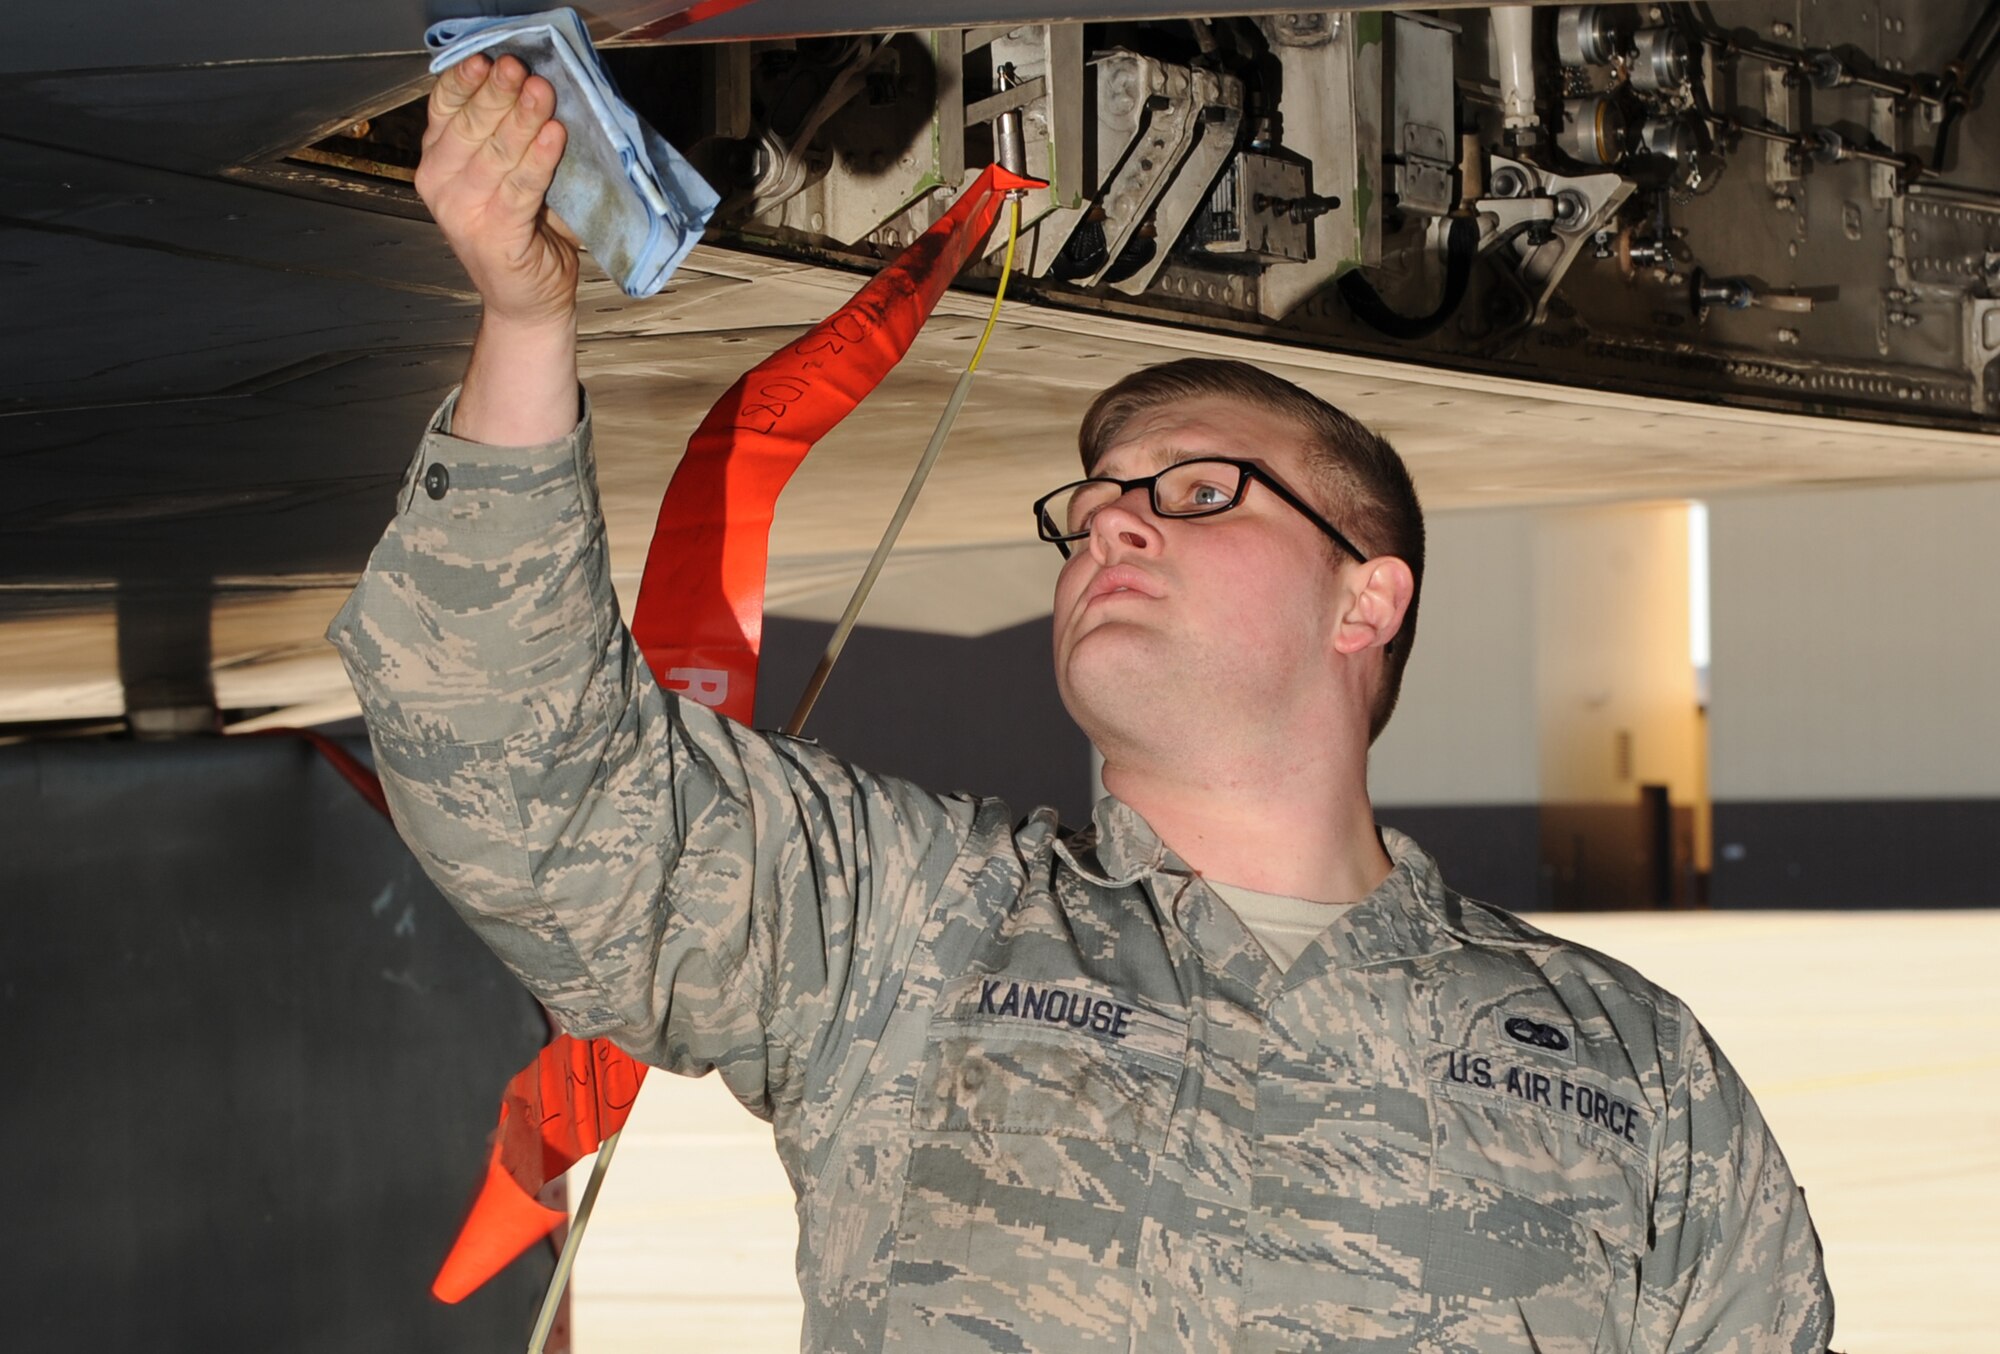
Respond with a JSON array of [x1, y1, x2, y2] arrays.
[[1337, 214, 1481, 342], [1934, 0, 2000, 169], [526, 1133, 618, 1354]]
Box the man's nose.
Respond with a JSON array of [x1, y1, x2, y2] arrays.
[[1088, 487, 1163, 555]]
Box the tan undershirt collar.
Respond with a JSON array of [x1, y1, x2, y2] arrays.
[[1206, 879, 1357, 972]]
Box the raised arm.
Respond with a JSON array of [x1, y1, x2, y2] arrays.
[[329, 58, 983, 1124], [414, 53, 580, 445]]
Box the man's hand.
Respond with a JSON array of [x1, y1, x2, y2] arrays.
[[417, 53, 579, 327], [415, 54, 582, 446]]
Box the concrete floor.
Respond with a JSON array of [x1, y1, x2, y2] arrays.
[[564, 908, 2000, 1353]]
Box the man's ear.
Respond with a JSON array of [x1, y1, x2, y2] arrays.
[[1332, 556, 1415, 657]]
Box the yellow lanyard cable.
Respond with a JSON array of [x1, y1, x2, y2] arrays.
[[782, 197, 1024, 735], [967, 197, 1021, 373]]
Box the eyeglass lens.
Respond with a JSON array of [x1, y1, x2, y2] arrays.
[[1047, 461, 1245, 538]]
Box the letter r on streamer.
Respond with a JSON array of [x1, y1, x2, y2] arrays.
[[665, 666, 730, 708]]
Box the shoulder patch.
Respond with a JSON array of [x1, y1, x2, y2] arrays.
[[1502, 1012, 1573, 1056]]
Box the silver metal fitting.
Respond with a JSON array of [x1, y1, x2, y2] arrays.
[[1558, 96, 1627, 166], [994, 64, 1029, 199], [1556, 6, 1621, 67], [1630, 28, 1690, 93]]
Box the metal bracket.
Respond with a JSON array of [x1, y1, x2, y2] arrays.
[[1471, 194, 1556, 240], [1390, 13, 1456, 217], [1264, 12, 1341, 48], [1196, 152, 1315, 264], [976, 24, 1086, 262], [1255, 11, 1382, 320], [1476, 155, 1633, 325], [1070, 53, 1200, 288], [1869, 94, 1900, 205], [1764, 65, 1801, 188], [1110, 71, 1243, 296], [965, 76, 1045, 127], [937, 27, 966, 187]]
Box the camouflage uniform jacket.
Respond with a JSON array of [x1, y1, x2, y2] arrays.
[[331, 396, 1832, 1353]]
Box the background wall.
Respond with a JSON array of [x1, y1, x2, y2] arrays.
[[1371, 501, 1702, 909], [1374, 480, 2000, 911], [1534, 505, 1701, 809], [1367, 509, 1541, 806], [1707, 480, 2000, 906], [1533, 503, 1703, 910], [755, 613, 1094, 824], [1368, 508, 1545, 905]]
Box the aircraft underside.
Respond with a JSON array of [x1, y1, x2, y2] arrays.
[[4, 1, 1997, 731], [281, 3, 2000, 425]]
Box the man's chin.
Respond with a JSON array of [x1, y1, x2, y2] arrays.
[[1057, 646, 1178, 746]]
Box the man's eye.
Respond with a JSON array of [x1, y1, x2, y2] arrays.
[[1163, 479, 1233, 513]]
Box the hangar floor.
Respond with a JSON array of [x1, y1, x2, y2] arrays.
[[558, 907, 1998, 1353]]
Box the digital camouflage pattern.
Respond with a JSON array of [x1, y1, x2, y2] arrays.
[[330, 395, 1833, 1353]]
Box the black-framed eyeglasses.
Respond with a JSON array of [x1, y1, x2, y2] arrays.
[[1032, 457, 1367, 562]]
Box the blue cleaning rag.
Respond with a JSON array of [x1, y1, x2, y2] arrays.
[[425, 8, 720, 298]]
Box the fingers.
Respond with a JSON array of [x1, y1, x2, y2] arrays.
[[498, 116, 567, 220], [485, 74, 557, 174], [423, 54, 490, 149], [454, 54, 531, 150], [417, 55, 561, 212], [423, 55, 554, 157]]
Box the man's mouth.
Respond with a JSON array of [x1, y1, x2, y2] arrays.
[[1084, 566, 1162, 605]]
